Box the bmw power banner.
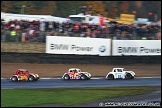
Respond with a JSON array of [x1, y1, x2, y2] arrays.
[[112, 40, 161, 56], [46, 36, 111, 56]]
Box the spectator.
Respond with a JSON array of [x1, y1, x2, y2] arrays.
[[157, 30, 161, 40], [1, 17, 161, 41], [28, 28, 35, 42], [116, 30, 121, 40], [40, 21, 45, 32], [86, 28, 91, 37]]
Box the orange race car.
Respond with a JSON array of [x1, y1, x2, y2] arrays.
[[10, 69, 39, 82]]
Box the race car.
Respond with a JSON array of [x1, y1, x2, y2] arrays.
[[106, 68, 135, 80], [10, 69, 39, 82], [62, 68, 91, 80]]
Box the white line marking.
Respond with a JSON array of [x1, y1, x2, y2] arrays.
[[1, 77, 161, 80]]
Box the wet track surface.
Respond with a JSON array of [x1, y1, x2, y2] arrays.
[[1, 77, 161, 89]]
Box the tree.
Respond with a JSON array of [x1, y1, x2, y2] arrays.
[[28, 4, 37, 15], [111, 3, 118, 18], [6, 1, 30, 14], [85, 1, 108, 17], [1, 1, 11, 13], [136, 1, 142, 8], [120, 1, 129, 14], [39, 1, 57, 15]]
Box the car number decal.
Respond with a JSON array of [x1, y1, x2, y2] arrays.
[[20, 75, 28, 80], [117, 74, 123, 78]]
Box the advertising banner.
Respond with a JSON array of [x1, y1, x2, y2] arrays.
[[46, 36, 111, 56], [112, 40, 161, 56], [120, 14, 135, 22]]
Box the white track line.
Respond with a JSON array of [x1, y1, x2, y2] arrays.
[[1, 77, 161, 80]]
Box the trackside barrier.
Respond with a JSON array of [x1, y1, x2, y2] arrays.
[[1, 52, 161, 64], [46, 36, 161, 56], [46, 36, 111, 56], [112, 40, 161, 56]]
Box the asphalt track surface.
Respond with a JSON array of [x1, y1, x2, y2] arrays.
[[1, 77, 161, 89]]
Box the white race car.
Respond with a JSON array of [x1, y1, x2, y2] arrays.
[[62, 68, 91, 80], [106, 68, 135, 80]]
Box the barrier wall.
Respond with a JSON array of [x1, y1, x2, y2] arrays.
[[1, 52, 161, 64]]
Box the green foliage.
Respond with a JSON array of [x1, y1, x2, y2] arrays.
[[1, 86, 159, 107], [1, 1, 161, 18]]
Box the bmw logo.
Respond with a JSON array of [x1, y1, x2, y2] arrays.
[[99, 46, 106, 53]]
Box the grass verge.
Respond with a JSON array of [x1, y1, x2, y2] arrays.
[[1, 86, 160, 107], [1, 41, 45, 53]]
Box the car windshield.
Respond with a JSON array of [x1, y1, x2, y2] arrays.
[[69, 69, 77, 72], [118, 69, 122, 72]]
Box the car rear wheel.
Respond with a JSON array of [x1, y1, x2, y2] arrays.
[[28, 75, 35, 81], [125, 73, 132, 80], [80, 74, 87, 80], [64, 74, 70, 80], [131, 77, 134, 79], [107, 74, 114, 80], [11, 76, 18, 82], [87, 77, 90, 80]]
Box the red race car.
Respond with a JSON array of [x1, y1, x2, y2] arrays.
[[10, 69, 39, 82]]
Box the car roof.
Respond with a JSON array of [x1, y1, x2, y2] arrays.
[[17, 69, 28, 71], [114, 68, 124, 69], [69, 68, 80, 70]]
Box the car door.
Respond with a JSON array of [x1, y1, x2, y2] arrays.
[[74, 71, 79, 79], [116, 69, 124, 79], [18, 71, 27, 80], [68, 70, 74, 79], [113, 69, 118, 78]]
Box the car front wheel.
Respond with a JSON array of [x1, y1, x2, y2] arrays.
[[28, 75, 35, 81], [11, 76, 18, 82], [80, 74, 87, 80], [125, 73, 132, 80]]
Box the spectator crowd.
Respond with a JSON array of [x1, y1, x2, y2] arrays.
[[1, 18, 161, 42]]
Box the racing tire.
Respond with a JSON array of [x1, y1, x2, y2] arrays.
[[35, 78, 39, 81], [87, 77, 90, 80], [64, 74, 70, 80], [131, 76, 134, 79], [125, 73, 132, 80], [11, 76, 18, 82], [80, 74, 87, 80], [107, 74, 114, 80], [28, 75, 35, 81]]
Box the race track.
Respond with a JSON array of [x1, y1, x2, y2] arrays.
[[1, 77, 161, 89]]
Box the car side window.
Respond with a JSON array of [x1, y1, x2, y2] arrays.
[[70, 70, 73, 72]]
